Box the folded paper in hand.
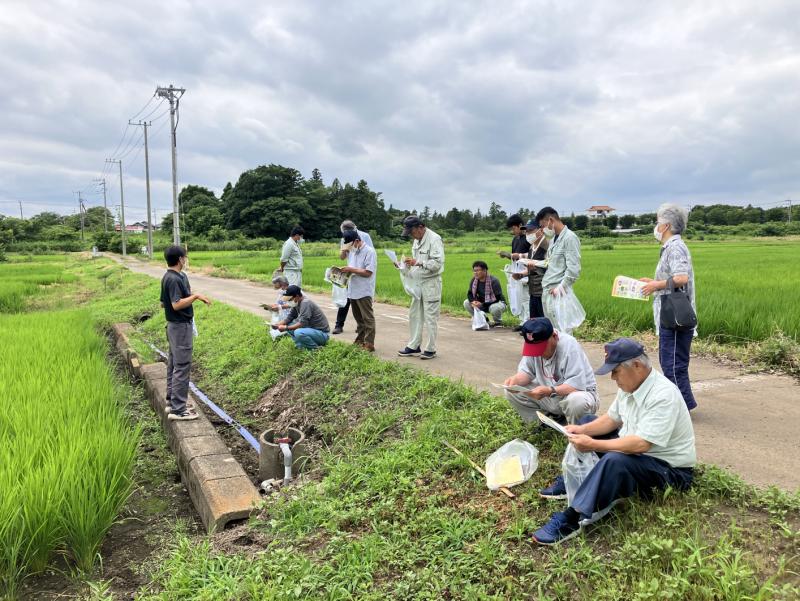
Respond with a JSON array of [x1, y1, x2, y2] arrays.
[[611, 275, 650, 301], [536, 411, 572, 437], [492, 383, 530, 393], [384, 249, 398, 264]]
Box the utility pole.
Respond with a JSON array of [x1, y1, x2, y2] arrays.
[[18, 200, 23, 220], [130, 119, 153, 258], [94, 177, 108, 232], [106, 158, 126, 256], [788, 200, 793, 223], [78, 192, 85, 241], [155, 84, 186, 246]]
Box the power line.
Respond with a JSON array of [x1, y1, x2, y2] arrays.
[[129, 94, 159, 121], [156, 83, 186, 245]]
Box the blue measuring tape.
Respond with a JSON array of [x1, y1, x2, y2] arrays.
[[146, 342, 261, 454]]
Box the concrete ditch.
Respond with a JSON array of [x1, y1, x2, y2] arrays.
[[111, 323, 260, 533]]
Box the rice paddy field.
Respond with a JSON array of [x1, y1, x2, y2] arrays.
[[182, 237, 799, 344], [0, 258, 139, 598]]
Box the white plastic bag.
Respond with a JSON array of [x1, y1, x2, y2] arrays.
[[398, 259, 422, 299], [562, 443, 599, 505], [331, 284, 348, 308], [485, 439, 539, 490], [471, 309, 490, 331], [550, 286, 586, 332], [504, 262, 529, 318], [269, 311, 287, 340]]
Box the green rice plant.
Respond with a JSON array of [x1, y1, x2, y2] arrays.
[[0, 310, 139, 596]]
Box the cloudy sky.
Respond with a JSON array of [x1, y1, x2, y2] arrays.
[[1, 0, 799, 223]]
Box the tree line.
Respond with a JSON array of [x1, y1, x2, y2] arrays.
[[0, 162, 796, 253]]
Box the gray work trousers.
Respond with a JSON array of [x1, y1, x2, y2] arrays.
[[504, 388, 599, 424], [284, 269, 302, 287], [463, 299, 507, 324], [407, 278, 442, 353], [166, 321, 193, 413]]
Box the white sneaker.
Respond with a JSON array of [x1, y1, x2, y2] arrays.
[[168, 410, 199, 421], [165, 401, 195, 414]]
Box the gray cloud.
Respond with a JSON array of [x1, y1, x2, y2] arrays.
[[1, 0, 799, 223]]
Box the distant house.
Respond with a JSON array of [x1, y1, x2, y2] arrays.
[[586, 205, 616, 218], [114, 222, 148, 234]]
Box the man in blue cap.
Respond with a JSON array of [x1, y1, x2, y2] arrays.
[[532, 337, 696, 545]]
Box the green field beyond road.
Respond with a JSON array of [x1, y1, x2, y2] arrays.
[[182, 238, 798, 344]]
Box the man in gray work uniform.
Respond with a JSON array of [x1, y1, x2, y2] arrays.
[[503, 317, 599, 425], [160, 245, 211, 421], [279, 226, 305, 287]]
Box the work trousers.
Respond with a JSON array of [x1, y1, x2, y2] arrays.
[[335, 298, 351, 329], [290, 328, 329, 350], [505, 388, 599, 424], [407, 278, 442, 353], [659, 328, 697, 410], [351, 296, 376, 346], [284, 269, 302, 287], [567, 414, 694, 519], [529, 295, 544, 319], [166, 321, 193, 413], [463, 299, 507, 324]]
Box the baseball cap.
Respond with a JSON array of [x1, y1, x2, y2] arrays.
[[520, 317, 554, 357], [401, 215, 424, 236], [281, 285, 302, 301], [594, 338, 646, 375], [525, 218, 539, 230]]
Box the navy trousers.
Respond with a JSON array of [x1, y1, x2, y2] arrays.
[[569, 415, 694, 519], [659, 328, 697, 410], [529, 295, 544, 319]]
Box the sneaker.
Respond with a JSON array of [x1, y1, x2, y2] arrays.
[[168, 410, 199, 421], [164, 401, 195, 414], [532, 511, 581, 545], [397, 347, 421, 357], [420, 351, 436, 360], [539, 475, 567, 499], [332, 326, 344, 335]]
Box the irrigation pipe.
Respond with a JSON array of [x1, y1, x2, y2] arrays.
[[146, 342, 261, 454]]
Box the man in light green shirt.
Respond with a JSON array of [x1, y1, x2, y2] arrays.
[[532, 337, 696, 545], [535, 207, 583, 334], [279, 226, 305, 287], [397, 216, 445, 360]]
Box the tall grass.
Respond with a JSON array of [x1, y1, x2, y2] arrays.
[[0, 262, 75, 312], [185, 239, 800, 343], [0, 310, 139, 597]]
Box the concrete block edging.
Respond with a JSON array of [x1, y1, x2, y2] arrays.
[[110, 323, 260, 532]]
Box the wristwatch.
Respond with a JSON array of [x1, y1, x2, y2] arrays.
[[550, 386, 557, 395]]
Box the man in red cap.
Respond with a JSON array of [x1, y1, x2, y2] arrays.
[[502, 317, 599, 425]]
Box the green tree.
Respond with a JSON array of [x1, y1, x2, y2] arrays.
[[573, 215, 589, 230], [619, 214, 636, 228]]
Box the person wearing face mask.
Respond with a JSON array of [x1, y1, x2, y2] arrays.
[[638, 203, 698, 411], [535, 207, 583, 333], [514, 218, 549, 319], [160, 245, 211, 421], [273, 285, 331, 350], [332, 220, 374, 335], [279, 226, 305, 287], [338, 229, 378, 351]]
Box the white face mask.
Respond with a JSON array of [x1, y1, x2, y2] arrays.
[[284, 300, 298, 308], [543, 225, 555, 239], [525, 234, 537, 244], [297, 238, 305, 244], [653, 223, 667, 242]]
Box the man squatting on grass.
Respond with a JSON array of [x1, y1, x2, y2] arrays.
[[504, 317, 599, 425], [532, 337, 696, 545], [397, 215, 445, 360], [333, 220, 374, 335], [273, 285, 331, 350], [160, 245, 211, 421], [338, 229, 378, 351], [463, 260, 507, 327]]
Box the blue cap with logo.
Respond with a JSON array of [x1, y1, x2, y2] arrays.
[[594, 337, 646, 375]]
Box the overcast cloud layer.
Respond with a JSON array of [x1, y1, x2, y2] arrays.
[[1, 0, 799, 222]]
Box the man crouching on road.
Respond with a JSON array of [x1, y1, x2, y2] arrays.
[[503, 317, 599, 425], [273, 285, 331, 350], [532, 338, 696, 545]]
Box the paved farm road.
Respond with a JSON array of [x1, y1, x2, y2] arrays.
[[112, 255, 800, 491]]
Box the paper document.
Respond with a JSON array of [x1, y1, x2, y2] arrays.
[[486, 455, 524, 489], [536, 411, 573, 437], [611, 275, 650, 301], [492, 383, 531, 393], [384, 249, 398, 264]]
